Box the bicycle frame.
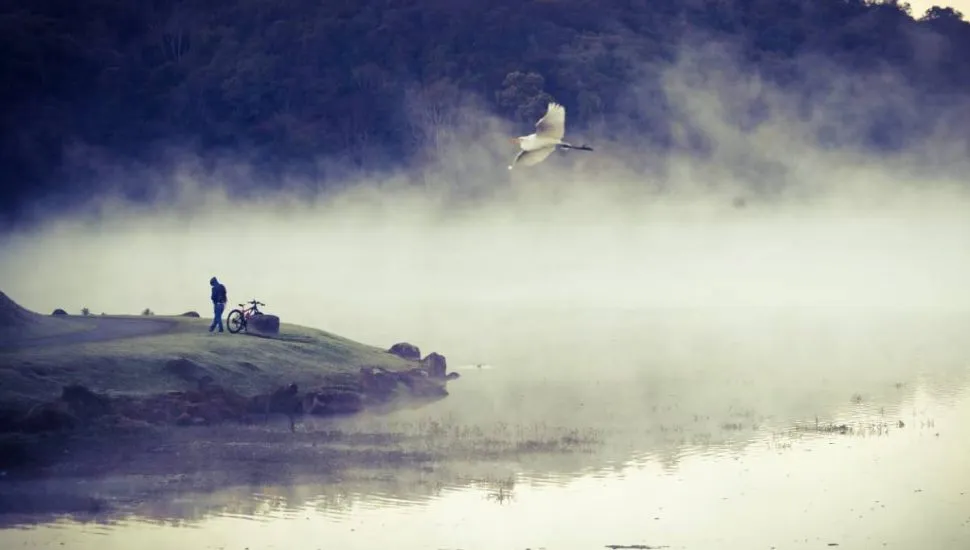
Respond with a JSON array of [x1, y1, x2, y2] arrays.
[[226, 300, 265, 335], [242, 303, 260, 319]]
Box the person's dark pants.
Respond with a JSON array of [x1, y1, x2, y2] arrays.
[[209, 302, 225, 332]]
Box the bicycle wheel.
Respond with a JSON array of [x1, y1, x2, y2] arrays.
[[226, 309, 246, 333]]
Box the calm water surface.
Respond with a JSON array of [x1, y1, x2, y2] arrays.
[[2, 308, 969, 549]]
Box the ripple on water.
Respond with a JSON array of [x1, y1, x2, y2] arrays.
[[215, 510, 275, 523]]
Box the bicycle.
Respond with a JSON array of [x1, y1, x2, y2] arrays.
[[226, 299, 266, 334]]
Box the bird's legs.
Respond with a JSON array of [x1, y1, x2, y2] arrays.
[[558, 141, 594, 151]]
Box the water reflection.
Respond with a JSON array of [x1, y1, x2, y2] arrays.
[[1, 308, 969, 548], [2, 379, 967, 548]]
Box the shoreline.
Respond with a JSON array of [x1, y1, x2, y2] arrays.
[[1, 356, 457, 437], [0, 291, 465, 481], [0, 338, 463, 470]]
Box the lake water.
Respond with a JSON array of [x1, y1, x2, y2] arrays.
[[2, 307, 969, 549]]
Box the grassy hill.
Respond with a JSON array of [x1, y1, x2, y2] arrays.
[[0, 291, 424, 409], [0, 294, 97, 347]]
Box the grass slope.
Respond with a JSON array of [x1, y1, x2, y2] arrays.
[[0, 316, 96, 345], [0, 292, 96, 346], [0, 314, 417, 407]]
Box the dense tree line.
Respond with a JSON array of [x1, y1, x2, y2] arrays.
[[1, 0, 969, 221]]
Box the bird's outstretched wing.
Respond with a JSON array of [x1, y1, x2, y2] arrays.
[[534, 102, 566, 141], [508, 146, 556, 170]]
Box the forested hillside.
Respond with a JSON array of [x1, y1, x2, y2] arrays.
[[2, 0, 969, 220]]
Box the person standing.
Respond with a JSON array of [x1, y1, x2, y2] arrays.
[[209, 276, 228, 333]]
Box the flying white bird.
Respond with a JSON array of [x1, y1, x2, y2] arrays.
[[508, 101, 594, 170]]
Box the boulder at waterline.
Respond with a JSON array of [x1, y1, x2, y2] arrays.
[[388, 342, 421, 360]]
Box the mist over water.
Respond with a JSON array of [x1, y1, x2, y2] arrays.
[[3, 138, 969, 443], [2, 170, 969, 351]]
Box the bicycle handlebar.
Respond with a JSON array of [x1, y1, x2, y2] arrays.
[[238, 300, 266, 307]]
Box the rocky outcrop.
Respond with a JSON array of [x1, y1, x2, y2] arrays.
[[388, 344, 457, 382], [119, 378, 251, 427], [180, 311, 201, 318], [248, 383, 301, 417], [421, 352, 447, 379], [359, 366, 448, 401], [10, 384, 114, 433], [388, 342, 421, 360], [1, 348, 460, 434], [51, 309, 67, 316], [248, 314, 280, 334], [359, 366, 402, 398]]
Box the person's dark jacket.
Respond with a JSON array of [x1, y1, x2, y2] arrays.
[[211, 283, 227, 304]]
